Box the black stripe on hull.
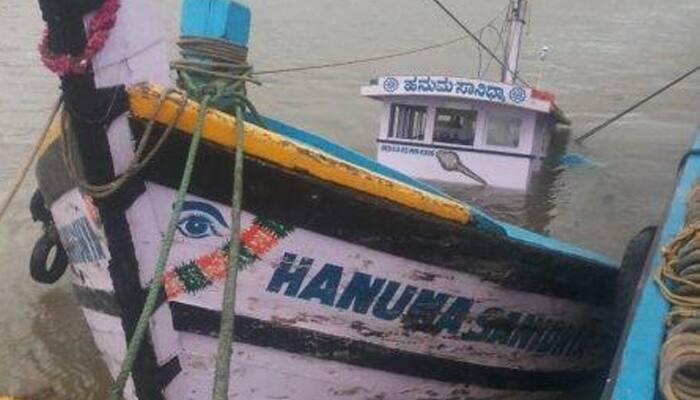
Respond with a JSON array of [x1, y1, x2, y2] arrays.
[[72, 284, 169, 319], [54, 74, 168, 399], [73, 284, 122, 317], [129, 119, 616, 306], [72, 286, 592, 392], [168, 301, 596, 392], [71, 285, 181, 391]]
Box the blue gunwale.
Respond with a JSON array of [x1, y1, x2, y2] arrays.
[[261, 113, 617, 269], [608, 128, 700, 400]]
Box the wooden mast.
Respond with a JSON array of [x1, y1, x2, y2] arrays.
[[501, 0, 527, 84]]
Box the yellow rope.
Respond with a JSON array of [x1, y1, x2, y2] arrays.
[[0, 96, 62, 225], [61, 89, 189, 199], [655, 219, 700, 400]]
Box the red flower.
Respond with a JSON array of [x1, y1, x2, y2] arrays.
[[242, 226, 279, 256], [197, 250, 228, 280], [163, 270, 185, 300], [39, 0, 121, 76]]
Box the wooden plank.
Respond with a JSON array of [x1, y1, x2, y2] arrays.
[[181, 0, 251, 46]]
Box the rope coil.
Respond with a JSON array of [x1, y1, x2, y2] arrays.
[[62, 88, 189, 199], [655, 187, 700, 400]]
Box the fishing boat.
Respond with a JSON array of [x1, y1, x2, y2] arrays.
[[363, 0, 569, 190], [28, 0, 620, 398], [602, 126, 700, 400]]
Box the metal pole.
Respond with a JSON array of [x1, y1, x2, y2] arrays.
[[502, 0, 526, 84]]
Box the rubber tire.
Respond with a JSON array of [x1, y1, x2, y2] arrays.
[[617, 225, 658, 314], [30, 233, 69, 284], [29, 190, 51, 224]]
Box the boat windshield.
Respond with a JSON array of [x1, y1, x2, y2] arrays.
[[486, 113, 522, 148], [388, 104, 427, 141], [432, 107, 477, 146]]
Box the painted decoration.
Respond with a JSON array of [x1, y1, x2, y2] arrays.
[[146, 185, 609, 372], [362, 76, 552, 113]]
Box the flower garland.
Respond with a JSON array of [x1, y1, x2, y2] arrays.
[[163, 218, 295, 300], [38, 0, 121, 76]]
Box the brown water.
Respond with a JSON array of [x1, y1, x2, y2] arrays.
[[0, 0, 698, 398]]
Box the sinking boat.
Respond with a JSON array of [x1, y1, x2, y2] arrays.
[[29, 0, 619, 398], [363, 0, 569, 191]]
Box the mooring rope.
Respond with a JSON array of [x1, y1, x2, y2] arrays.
[[655, 184, 700, 400], [107, 37, 261, 400], [428, 0, 533, 88], [0, 96, 62, 225], [252, 4, 511, 77], [575, 65, 700, 143], [254, 35, 469, 76], [173, 36, 260, 400], [62, 89, 189, 199]]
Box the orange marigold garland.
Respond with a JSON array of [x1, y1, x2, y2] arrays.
[[163, 218, 294, 300], [39, 0, 120, 76]]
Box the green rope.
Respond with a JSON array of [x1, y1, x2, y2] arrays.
[[108, 36, 262, 399], [173, 37, 263, 400], [109, 94, 212, 400], [173, 37, 261, 400], [211, 97, 246, 400]]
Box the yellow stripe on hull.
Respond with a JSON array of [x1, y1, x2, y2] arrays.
[[38, 83, 472, 224], [129, 84, 471, 224]]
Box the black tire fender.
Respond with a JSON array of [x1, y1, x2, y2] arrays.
[[30, 232, 69, 284], [29, 189, 52, 224]]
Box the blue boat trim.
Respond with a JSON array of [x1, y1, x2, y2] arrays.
[[499, 219, 617, 268], [256, 114, 617, 267], [608, 128, 700, 399], [256, 115, 448, 197]]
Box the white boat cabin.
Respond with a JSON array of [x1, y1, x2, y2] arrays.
[[362, 0, 569, 191], [362, 75, 563, 190]]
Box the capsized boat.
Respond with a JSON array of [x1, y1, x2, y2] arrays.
[[603, 127, 700, 400], [363, 0, 569, 191], [29, 0, 618, 398]]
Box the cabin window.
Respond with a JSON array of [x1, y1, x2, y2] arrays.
[[388, 104, 427, 141], [486, 114, 522, 148], [432, 108, 477, 146]]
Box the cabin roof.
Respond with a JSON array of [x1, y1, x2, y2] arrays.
[[362, 75, 569, 125]]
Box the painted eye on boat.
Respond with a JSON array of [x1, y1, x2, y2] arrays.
[[176, 201, 229, 239]]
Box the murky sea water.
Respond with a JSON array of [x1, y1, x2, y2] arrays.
[[0, 0, 698, 398]]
